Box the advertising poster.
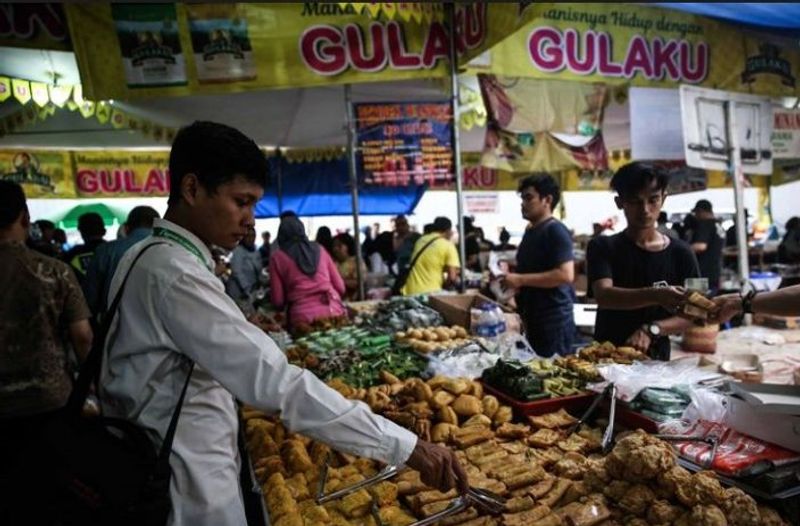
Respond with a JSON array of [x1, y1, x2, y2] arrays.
[[186, 4, 256, 84], [772, 109, 800, 159], [111, 3, 187, 88], [73, 150, 171, 197], [0, 150, 74, 198], [355, 102, 454, 186]]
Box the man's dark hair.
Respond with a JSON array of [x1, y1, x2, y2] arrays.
[[499, 228, 510, 243], [423, 223, 434, 234], [168, 121, 269, 205], [658, 212, 668, 224], [35, 219, 55, 232], [518, 172, 561, 209], [126, 206, 160, 230], [432, 217, 452, 233], [78, 212, 105, 238], [279, 210, 297, 220], [610, 162, 669, 198], [333, 233, 356, 257], [0, 180, 26, 229]]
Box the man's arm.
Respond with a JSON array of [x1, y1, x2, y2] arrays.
[[159, 272, 467, 492], [593, 278, 686, 311], [504, 260, 574, 289], [715, 284, 800, 320], [68, 319, 93, 362], [691, 242, 708, 253]]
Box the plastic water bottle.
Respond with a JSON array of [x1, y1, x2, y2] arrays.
[[475, 304, 506, 338]]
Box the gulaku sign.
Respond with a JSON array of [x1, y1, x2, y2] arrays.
[[472, 3, 800, 97]]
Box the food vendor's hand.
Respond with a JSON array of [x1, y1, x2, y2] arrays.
[[406, 439, 469, 495], [655, 286, 686, 313], [712, 294, 743, 323], [502, 273, 523, 290], [625, 327, 651, 352]]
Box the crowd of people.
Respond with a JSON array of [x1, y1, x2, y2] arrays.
[[3, 121, 800, 526]]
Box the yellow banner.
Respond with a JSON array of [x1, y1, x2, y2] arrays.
[[65, 3, 525, 100], [72, 151, 171, 197], [0, 150, 75, 198], [471, 3, 800, 97]]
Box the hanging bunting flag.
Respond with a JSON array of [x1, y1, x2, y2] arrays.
[[127, 116, 140, 131], [30, 82, 50, 107], [72, 83, 85, 106], [48, 84, 72, 107], [0, 77, 11, 103], [140, 120, 153, 137], [110, 108, 128, 129], [11, 78, 31, 105], [37, 105, 50, 121], [78, 99, 96, 118], [66, 99, 78, 111], [95, 102, 111, 124], [364, 3, 382, 19]]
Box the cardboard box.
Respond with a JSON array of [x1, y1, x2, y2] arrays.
[[725, 395, 800, 453], [753, 313, 800, 329], [428, 293, 506, 332]]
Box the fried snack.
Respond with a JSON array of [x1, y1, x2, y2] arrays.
[[267, 490, 298, 520], [539, 478, 572, 507], [553, 452, 587, 480], [527, 447, 565, 468], [420, 500, 453, 518], [678, 504, 728, 526], [496, 422, 531, 439], [582, 458, 611, 491], [557, 434, 590, 454], [285, 473, 310, 500], [687, 471, 726, 507], [602, 480, 631, 502], [439, 508, 479, 526], [505, 496, 535, 513], [376, 506, 417, 526], [482, 395, 500, 418], [440, 406, 459, 425], [528, 429, 562, 448], [459, 518, 497, 526], [563, 499, 611, 526], [604, 430, 675, 482], [560, 481, 591, 505], [617, 484, 655, 517], [407, 488, 458, 514], [502, 504, 552, 526], [463, 414, 493, 428], [272, 514, 304, 526], [503, 465, 549, 490], [719, 487, 760, 526], [682, 291, 719, 322], [757, 506, 788, 526], [396, 472, 427, 496], [528, 409, 578, 429], [298, 500, 331, 525], [466, 442, 507, 465], [281, 439, 314, 474], [493, 406, 513, 426], [470, 381, 484, 399], [453, 427, 494, 448], [471, 477, 507, 496], [443, 378, 471, 395], [481, 456, 532, 478], [432, 422, 458, 443], [656, 465, 691, 496], [528, 476, 557, 499], [431, 390, 456, 409], [369, 481, 398, 507], [530, 514, 564, 526], [309, 441, 332, 466], [499, 440, 528, 455], [339, 489, 372, 519], [646, 500, 682, 525], [453, 394, 483, 417]]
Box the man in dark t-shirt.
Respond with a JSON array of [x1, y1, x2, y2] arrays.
[[586, 163, 700, 361], [689, 199, 723, 291], [62, 211, 106, 287], [503, 174, 575, 357]]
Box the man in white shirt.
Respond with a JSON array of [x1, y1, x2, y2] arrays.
[[101, 121, 467, 525]]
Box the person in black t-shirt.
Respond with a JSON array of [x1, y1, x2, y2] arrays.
[[689, 199, 723, 292], [62, 211, 106, 287], [586, 163, 700, 361], [502, 173, 575, 357]]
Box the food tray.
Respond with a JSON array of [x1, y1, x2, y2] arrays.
[[481, 382, 659, 433]]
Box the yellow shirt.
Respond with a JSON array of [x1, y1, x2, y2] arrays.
[[402, 233, 461, 296]]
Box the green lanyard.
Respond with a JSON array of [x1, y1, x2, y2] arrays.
[[153, 227, 208, 267]]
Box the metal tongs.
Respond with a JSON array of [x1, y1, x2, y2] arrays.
[[654, 434, 720, 470], [315, 454, 506, 526], [566, 382, 618, 453]]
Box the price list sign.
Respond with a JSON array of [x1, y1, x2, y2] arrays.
[[355, 102, 454, 186]]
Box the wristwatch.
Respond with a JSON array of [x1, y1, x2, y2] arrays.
[[644, 322, 662, 338]]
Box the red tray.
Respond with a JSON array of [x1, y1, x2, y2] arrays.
[[481, 381, 659, 433]]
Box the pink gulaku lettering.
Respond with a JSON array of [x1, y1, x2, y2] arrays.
[[345, 23, 386, 72], [461, 3, 485, 50], [565, 28, 596, 74], [597, 33, 623, 76], [387, 21, 421, 69], [680, 41, 708, 83], [143, 169, 166, 194], [99, 170, 122, 193], [652, 38, 680, 81], [422, 22, 449, 68], [76, 170, 98, 194], [300, 25, 347, 76], [623, 35, 654, 79], [529, 27, 564, 72]]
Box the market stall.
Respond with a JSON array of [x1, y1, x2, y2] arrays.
[[242, 290, 798, 525]]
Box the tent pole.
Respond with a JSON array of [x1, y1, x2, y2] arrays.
[[276, 148, 284, 215], [727, 100, 750, 314], [344, 84, 366, 300], [448, 2, 467, 293]]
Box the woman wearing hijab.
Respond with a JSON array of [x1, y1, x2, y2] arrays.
[[270, 216, 346, 328], [315, 226, 334, 255]]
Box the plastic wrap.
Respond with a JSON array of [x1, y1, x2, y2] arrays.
[[588, 357, 723, 402], [425, 334, 536, 379]]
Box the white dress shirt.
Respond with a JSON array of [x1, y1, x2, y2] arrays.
[[100, 218, 417, 526]]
